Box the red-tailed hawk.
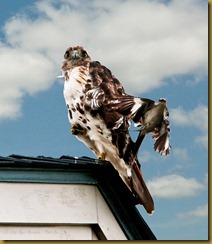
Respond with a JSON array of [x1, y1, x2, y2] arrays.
[[60, 46, 171, 214]]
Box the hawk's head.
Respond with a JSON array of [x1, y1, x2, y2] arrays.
[[62, 46, 91, 71]]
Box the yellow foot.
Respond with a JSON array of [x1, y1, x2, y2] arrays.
[[98, 152, 106, 160], [71, 123, 86, 135]]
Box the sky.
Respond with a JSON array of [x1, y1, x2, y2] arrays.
[[0, 0, 208, 240]]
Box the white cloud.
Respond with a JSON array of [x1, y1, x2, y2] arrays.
[[204, 173, 208, 185], [0, 0, 207, 120], [170, 105, 208, 148], [0, 44, 56, 119], [177, 203, 208, 218], [138, 150, 157, 163], [147, 174, 205, 199], [173, 147, 189, 161]]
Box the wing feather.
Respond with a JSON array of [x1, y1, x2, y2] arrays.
[[88, 61, 154, 129]]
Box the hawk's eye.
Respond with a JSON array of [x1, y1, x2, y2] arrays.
[[64, 51, 70, 59], [81, 50, 87, 58]]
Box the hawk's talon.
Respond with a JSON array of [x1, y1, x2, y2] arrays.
[[98, 152, 106, 161], [71, 123, 86, 135]]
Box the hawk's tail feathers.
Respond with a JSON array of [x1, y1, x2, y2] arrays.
[[131, 162, 154, 214]]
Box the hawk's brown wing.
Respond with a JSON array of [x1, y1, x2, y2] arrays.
[[86, 61, 155, 214], [88, 61, 154, 128]]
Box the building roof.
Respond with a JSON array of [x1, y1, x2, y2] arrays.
[[0, 154, 156, 240]]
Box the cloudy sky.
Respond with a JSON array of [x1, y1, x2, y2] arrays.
[[0, 0, 208, 240]]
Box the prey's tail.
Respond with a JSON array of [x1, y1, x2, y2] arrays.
[[152, 119, 171, 155]]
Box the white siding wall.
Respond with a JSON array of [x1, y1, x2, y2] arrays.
[[0, 183, 127, 240]]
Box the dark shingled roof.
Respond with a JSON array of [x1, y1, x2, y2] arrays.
[[0, 154, 156, 240]]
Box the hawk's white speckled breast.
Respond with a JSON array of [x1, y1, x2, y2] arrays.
[[63, 66, 112, 141]]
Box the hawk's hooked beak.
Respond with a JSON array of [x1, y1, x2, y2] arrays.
[[72, 50, 79, 59]]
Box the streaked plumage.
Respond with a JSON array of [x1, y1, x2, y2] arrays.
[[60, 46, 171, 214]]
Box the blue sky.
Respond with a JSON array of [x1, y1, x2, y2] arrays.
[[0, 0, 208, 240]]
